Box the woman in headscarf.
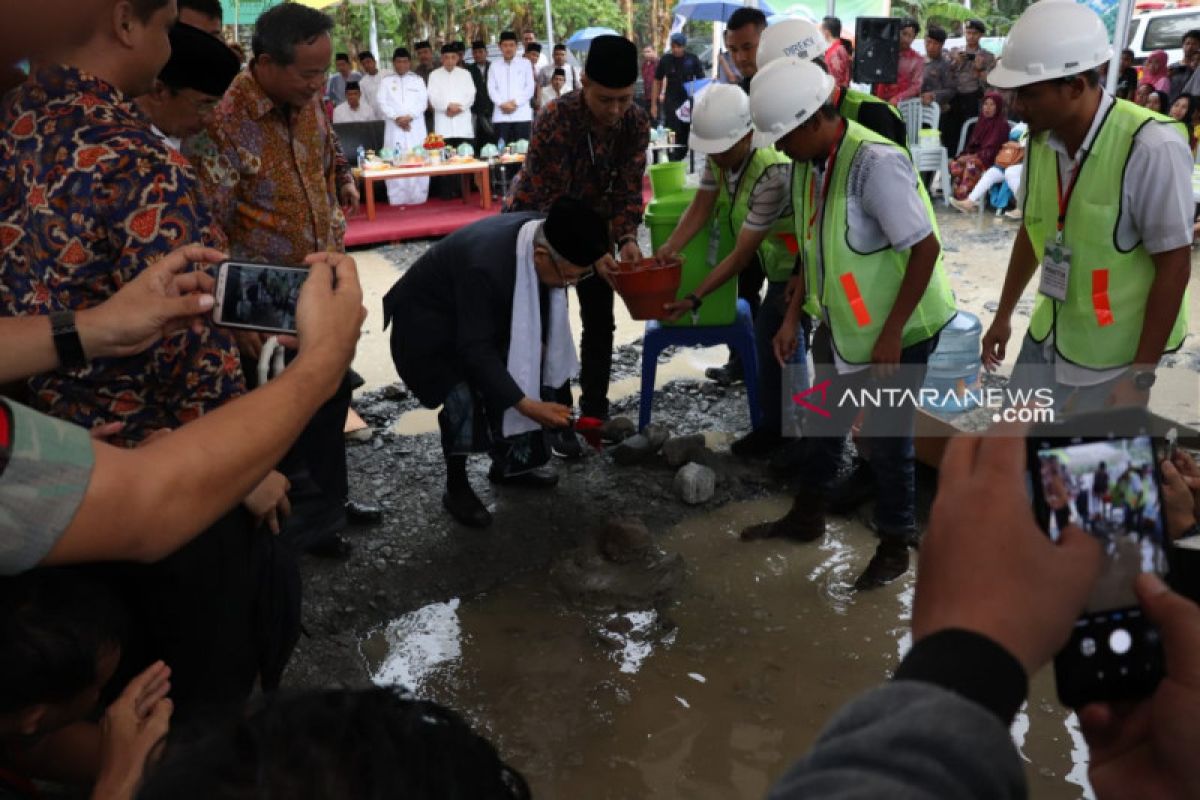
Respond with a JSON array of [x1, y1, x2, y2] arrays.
[[1140, 50, 1171, 93], [948, 91, 1009, 201]]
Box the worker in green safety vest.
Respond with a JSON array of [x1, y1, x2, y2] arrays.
[[981, 0, 1191, 412], [742, 57, 958, 591], [657, 83, 801, 461]]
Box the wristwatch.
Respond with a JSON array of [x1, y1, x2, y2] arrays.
[[49, 310, 87, 370], [685, 293, 703, 311], [1130, 369, 1157, 391]]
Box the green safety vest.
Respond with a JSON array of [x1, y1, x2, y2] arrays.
[[1023, 99, 1189, 369], [713, 148, 797, 283], [794, 120, 957, 364], [837, 88, 907, 147]]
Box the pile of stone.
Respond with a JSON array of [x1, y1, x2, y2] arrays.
[[604, 418, 717, 506]]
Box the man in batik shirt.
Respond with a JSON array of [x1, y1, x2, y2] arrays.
[[504, 35, 649, 449], [0, 0, 288, 718], [196, 2, 378, 557]]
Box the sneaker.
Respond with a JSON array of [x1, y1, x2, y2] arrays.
[[730, 428, 783, 459], [853, 539, 910, 590], [1004, 208, 1023, 221], [949, 198, 977, 214], [551, 429, 586, 460]]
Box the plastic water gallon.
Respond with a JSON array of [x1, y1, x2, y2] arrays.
[[921, 311, 983, 413]]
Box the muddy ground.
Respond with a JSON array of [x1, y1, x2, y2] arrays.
[[283, 206, 1200, 798]]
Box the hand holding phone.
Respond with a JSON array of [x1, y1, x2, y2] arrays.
[[213, 262, 308, 336], [1028, 411, 1171, 708]]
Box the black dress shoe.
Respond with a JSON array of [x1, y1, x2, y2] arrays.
[[345, 500, 383, 526], [442, 486, 492, 528], [487, 464, 559, 488], [704, 358, 744, 386], [730, 428, 783, 459], [853, 539, 910, 590], [306, 534, 353, 560]]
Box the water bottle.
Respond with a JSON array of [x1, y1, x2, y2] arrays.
[[497, 136, 505, 152], [781, 324, 810, 438], [356, 145, 366, 170], [921, 311, 983, 413]]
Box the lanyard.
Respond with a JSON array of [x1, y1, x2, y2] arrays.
[[1054, 156, 1080, 245], [806, 120, 845, 241]]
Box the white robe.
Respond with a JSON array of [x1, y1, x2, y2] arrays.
[[358, 68, 392, 116], [378, 72, 429, 205], [427, 66, 477, 139]]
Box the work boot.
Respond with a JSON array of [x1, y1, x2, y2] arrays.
[[740, 488, 825, 542], [730, 428, 783, 459], [442, 484, 492, 528], [704, 354, 744, 386], [826, 459, 877, 516], [853, 539, 910, 590]]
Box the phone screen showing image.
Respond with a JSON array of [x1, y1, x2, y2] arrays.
[[1033, 435, 1167, 707], [216, 263, 306, 335]]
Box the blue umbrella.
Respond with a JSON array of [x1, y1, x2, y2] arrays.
[[565, 26, 622, 51], [672, 0, 775, 22]]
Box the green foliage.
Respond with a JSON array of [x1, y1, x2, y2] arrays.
[[890, 0, 1036, 37]]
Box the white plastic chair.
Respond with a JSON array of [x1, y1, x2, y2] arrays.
[[898, 98, 950, 206]]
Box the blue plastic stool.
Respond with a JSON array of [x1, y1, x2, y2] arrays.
[[639, 298, 762, 431]]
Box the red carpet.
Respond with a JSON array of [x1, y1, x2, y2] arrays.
[[345, 176, 656, 248], [345, 194, 498, 247]]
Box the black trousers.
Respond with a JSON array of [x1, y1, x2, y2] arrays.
[[942, 90, 983, 156], [494, 121, 532, 145], [554, 275, 615, 419], [88, 508, 263, 724]]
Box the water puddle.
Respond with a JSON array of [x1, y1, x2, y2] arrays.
[[389, 346, 725, 436], [361, 497, 1091, 799]]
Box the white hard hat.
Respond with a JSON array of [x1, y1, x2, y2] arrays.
[[988, 0, 1113, 89], [757, 18, 825, 69], [689, 84, 754, 154], [749, 57, 834, 148]]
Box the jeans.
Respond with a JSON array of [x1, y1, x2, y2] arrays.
[[754, 280, 806, 434], [799, 323, 939, 540]]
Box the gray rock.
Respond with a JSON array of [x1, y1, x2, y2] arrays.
[[612, 434, 653, 466], [642, 423, 669, 452], [662, 434, 709, 468], [601, 416, 637, 443], [674, 463, 716, 505], [382, 382, 409, 400], [596, 518, 653, 564]]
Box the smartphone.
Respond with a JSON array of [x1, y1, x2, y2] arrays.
[[1028, 414, 1169, 708], [213, 261, 307, 336]]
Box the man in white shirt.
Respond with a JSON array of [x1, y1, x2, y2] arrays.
[[332, 81, 378, 123], [356, 50, 391, 116], [539, 68, 568, 107], [378, 48, 429, 205], [428, 44, 477, 199], [538, 44, 581, 92], [523, 30, 550, 70], [489, 30, 535, 142]]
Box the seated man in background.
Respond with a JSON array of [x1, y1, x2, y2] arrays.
[[332, 80, 378, 123], [382, 199, 610, 528], [135, 21, 241, 150]]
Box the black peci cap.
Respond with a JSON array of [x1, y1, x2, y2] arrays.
[[585, 35, 638, 89]]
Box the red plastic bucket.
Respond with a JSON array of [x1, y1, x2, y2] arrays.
[[611, 258, 682, 320]]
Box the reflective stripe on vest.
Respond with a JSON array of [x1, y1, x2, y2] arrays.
[[713, 148, 797, 283], [1023, 99, 1189, 369], [814, 120, 957, 364]]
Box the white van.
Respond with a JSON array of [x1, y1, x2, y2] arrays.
[[1127, 8, 1200, 65]]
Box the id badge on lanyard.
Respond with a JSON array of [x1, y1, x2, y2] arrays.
[[1038, 158, 1077, 303]]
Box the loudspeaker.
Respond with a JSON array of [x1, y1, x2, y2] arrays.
[[853, 17, 900, 85]]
